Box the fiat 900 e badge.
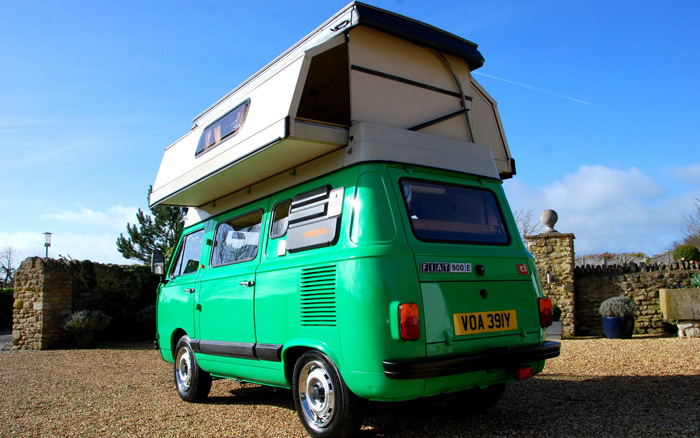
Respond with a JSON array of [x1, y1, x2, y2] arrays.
[[420, 262, 472, 273]]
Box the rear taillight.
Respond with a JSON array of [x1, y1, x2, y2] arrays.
[[399, 303, 420, 340], [514, 366, 534, 380], [539, 297, 553, 327]]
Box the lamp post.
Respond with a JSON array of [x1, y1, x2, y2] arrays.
[[43, 232, 52, 259]]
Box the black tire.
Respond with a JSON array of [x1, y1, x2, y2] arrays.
[[174, 336, 212, 403], [292, 351, 363, 438]]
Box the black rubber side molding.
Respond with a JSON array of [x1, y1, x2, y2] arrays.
[[189, 339, 283, 362]]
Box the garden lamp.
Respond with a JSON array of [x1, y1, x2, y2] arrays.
[[43, 232, 52, 259]]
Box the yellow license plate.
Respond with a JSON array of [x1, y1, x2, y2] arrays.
[[453, 310, 517, 336]]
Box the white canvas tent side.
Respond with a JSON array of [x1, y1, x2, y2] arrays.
[[149, 1, 514, 211]]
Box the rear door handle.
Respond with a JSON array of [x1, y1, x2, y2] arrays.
[[184, 288, 195, 294], [240, 281, 255, 288]]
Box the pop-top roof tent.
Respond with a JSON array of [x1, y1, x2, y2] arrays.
[[149, 1, 514, 211]]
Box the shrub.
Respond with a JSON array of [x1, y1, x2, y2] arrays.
[[62, 310, 112, 332], [691, 273, 700, 288], [552, 305, 562, 322], [134, 305, 156, 326], [673, 244, 700, 262], [70, 261, 159, 340], [599, 296, 635, 318], [130, 305, 156, 339]]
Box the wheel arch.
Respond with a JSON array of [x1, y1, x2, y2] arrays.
[[170, 329, 188, 360], [282, 340, 343, 386]]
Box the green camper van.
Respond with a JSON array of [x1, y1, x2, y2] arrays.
[[150, 3, 560, 437]]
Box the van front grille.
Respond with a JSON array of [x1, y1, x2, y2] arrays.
[[300, 265, 337, 326]]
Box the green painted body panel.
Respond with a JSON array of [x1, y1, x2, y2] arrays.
[[201, 359, 284, 387], [196, 204, 265, 341], [156, 162, 551, 401], [156, 225, 207, 360], [421, 280, 539, 345]]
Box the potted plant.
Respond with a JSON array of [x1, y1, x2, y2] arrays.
[[62, 310, 112, 348], [599, 296, 635, 339]]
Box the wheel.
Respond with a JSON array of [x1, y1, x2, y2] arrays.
[[459, 383, 506, 411], [292, 351, 363, 438], [174, 336, 212, 402]]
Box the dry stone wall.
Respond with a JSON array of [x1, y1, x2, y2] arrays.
[[525, 233, 576, 338], [12, 257, 158, 350], [526, 227, 699, 337], [574, 263, 699, 336], [12, 257, 74, 349]]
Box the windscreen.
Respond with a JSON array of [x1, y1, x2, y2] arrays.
[[401, 179, 509, 245]]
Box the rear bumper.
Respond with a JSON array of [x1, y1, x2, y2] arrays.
[[383, 341, 561, 380]]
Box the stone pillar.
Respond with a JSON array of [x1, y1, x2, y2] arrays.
[[12, 257, 73, 350], [525, 210, 576, 338]]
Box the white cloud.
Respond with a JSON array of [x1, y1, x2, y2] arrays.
[[3, 204, 142, 265], [0, 231, 138, 265], [504, 165, 687, 257], [54, 232, 139, 265], [40, 205, 139, 231], [541, 165, 663, 211], [666, 163, 700, 184]]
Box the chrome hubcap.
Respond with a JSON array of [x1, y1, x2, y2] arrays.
[[298, 360, 336, 429], [175, 346, 193, 393]]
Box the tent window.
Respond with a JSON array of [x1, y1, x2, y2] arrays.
[[196, 99, 250, 157]]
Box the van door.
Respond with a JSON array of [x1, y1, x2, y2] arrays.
[[388, 168, 541, 356], [195, 203, 267, 361], [158, 228, 206, 347]]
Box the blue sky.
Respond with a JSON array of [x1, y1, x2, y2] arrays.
[[1, 0, 699, 264]]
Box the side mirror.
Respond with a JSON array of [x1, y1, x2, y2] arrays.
[[151, 253, 165, 276]]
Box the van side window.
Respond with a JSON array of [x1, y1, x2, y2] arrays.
[[286, 186, 343, 253], [400, 179, 510, 245], [270, 200, 291, 239], [212, 210, 263, 266], [170, 229, 205, 278]]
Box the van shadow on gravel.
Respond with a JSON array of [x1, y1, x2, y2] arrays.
[[191, 373, 700, 437], [356, 375, 700, 437], [205, 383, 296, 410]]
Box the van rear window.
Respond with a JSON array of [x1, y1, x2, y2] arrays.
[[400, 180, 509, 245]]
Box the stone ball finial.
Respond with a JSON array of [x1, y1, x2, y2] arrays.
[[540, 209, 559, 234]]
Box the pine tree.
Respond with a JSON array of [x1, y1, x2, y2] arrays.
[[116, 187, 186, 264]]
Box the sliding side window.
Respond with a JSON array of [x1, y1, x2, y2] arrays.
[[286, 186, 344, 253], [270, 200, 291, 239]]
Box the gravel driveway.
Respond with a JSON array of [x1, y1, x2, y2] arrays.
[[1, 337, 699, 437]]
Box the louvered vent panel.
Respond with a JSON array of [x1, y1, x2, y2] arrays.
[[300, 265, 337, 326]]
